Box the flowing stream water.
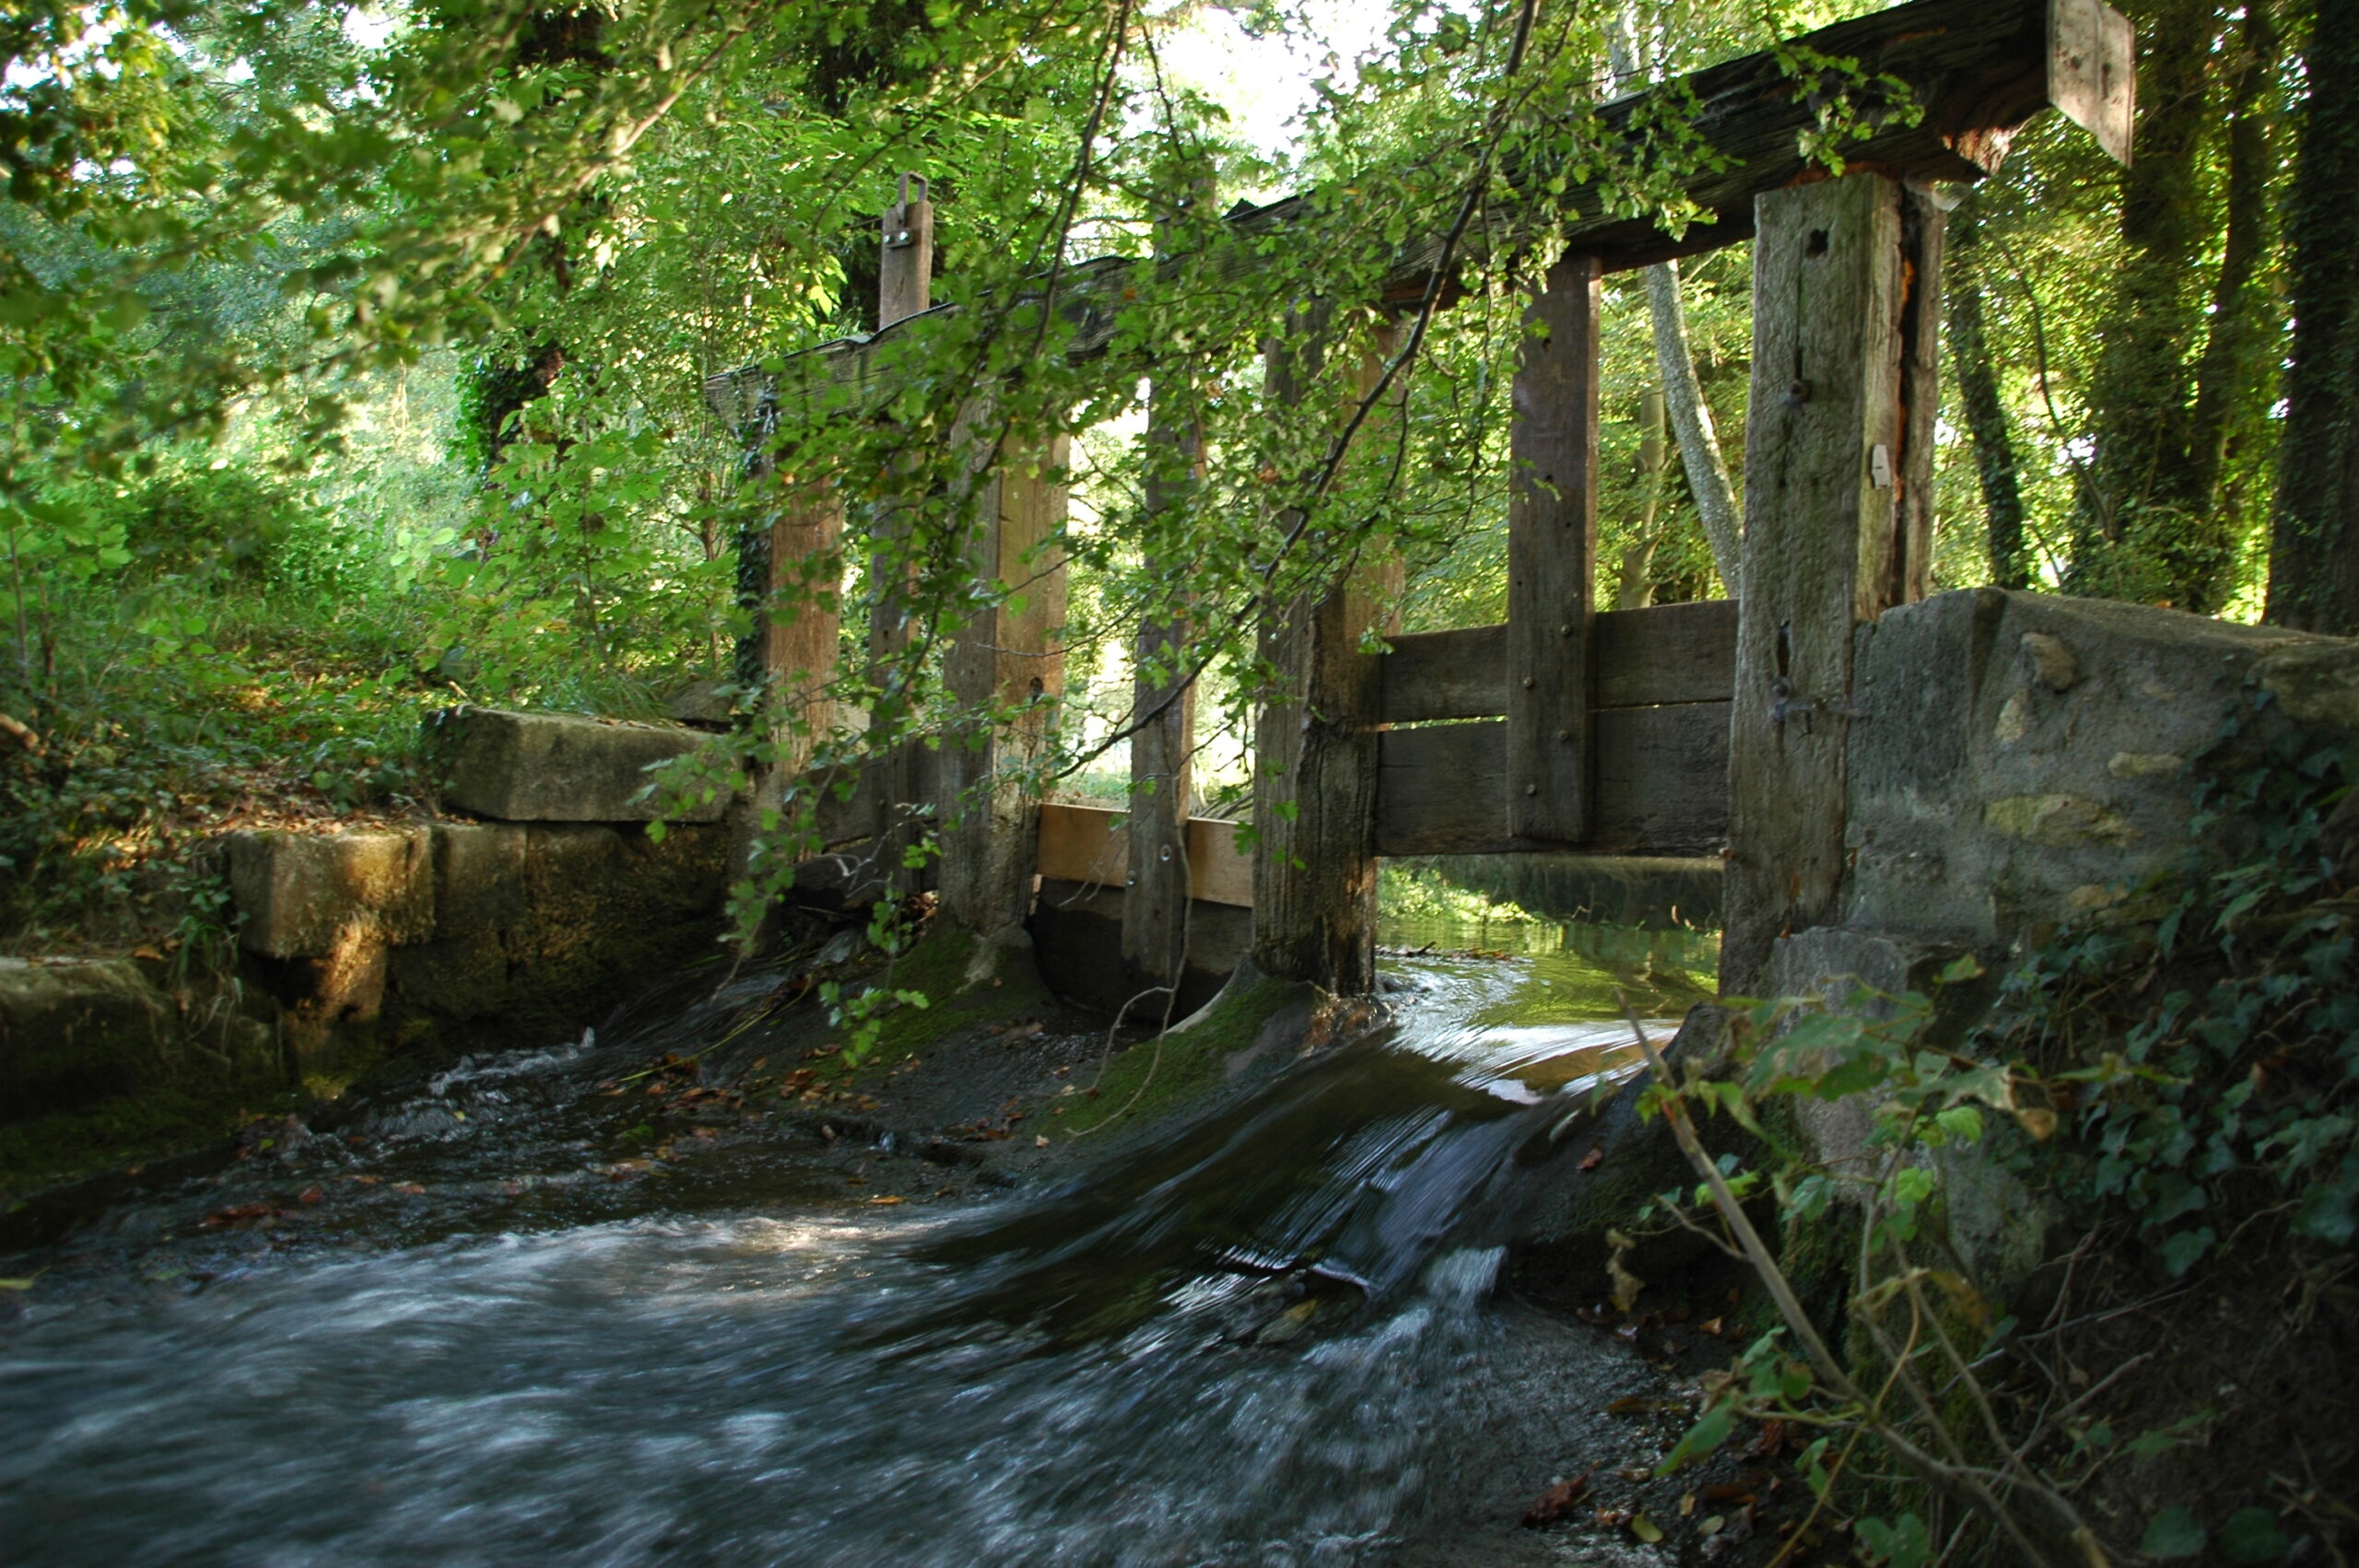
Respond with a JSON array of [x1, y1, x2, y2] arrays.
[[0, 925, 1716, 1567]]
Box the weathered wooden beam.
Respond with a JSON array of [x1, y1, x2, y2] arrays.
[[710, 0, 2130, 415], [2048, 0, 2137, 167], [1508, 252, 1602, 843], [1893, 183, 1947, 606], [1380, 626, 1509, 722], [1374, 708, 1730, 859], [880, 173, 933, 331], [1592, 599, 1739, 710], [758, 488, 842, 773], [1720, 172, 1915, 997], [800, 743, 941, 853], [862, 182, 938, 896], [732, 480, 845, 923], [1251, 317, 1400, 994], [1123, 377, 1202, 986], [1379, 599, 1737, 724], [1592, 703, 1733, 853], [1036, 802, 1253, 909], [1375, 723, 1511, 856], [935, 433, 1070, 942]]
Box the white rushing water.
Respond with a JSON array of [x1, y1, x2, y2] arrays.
[[1, 952, 1690, 1567]]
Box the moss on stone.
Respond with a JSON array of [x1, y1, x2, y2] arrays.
[[0, 1077, 300, 1203], [1, 957, 292, 1200], [1059, 967, 1304, 1137], [839, 924, 1060, 1082]]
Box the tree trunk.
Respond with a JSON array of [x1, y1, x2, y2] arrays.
[[2264, 4, 2359, 634], [1651, 263, 1745, 593], [1608, 6, 1742, 598], [2075, 0, 2219, 596], [1945, 205, 2029, 590], [2172, 0, 2280, 612], [1642, 263, 1743, 596], [1615, 386, 1668, 610]]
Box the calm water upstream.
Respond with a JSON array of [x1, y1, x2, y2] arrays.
[[0, 928, 1713, 1567]]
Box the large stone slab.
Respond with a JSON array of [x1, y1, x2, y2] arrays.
[[1846, 589, 2322, 948], [228, 826, 434, 958], [427, 706, 728, 824], [0, 957, 172, 1117], [388, 822, 730, 1034]]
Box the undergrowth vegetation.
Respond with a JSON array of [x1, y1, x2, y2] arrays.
[[0, 404, 750, 952], [1632, 702, 2358, 1566]]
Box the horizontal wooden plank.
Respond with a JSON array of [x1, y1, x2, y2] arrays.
[[1032, 879, 1254, 1015], [1591, 702, 1730, 854], [1377, 723, 1516, 856], [800, 743, 939, 849], [714, 0, 2081, 415], [1034, 802, 1255, 907], [1037, 801, 1127, 888], [1376, 705, 1730, 856], [1185, 815, 1255, 907], [1592, 599, 1738, 709], [1373, 600, 1734, 724], [1381, 626, 1508, 722]]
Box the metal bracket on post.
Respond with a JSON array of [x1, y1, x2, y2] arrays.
[[884, 173, 928, 250]]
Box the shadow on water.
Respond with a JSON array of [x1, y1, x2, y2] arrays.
[[0, 935, 1701, 1567]]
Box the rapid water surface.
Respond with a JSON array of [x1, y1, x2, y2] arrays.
[[1, 932, 1710, 1566]]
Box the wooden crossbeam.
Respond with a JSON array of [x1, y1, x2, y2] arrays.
[[1374, 708, 1731, 859], [1036, 802, 1254, 908], [1379, 599, 1738, 724], [708, 0, 2128, 417]]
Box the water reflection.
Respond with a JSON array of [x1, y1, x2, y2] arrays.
[[1379, 912, 1718, 1028]]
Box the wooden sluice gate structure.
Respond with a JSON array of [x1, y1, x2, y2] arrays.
[[709, 0, 2134, 1007]]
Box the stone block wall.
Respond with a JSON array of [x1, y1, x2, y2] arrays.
[[219, 707, 738, 1074], [1764, 588, 2359, 1295], [1844, 588, 2329, 951], [228, 819, 728, 1071], [425, 706, 728, 824]]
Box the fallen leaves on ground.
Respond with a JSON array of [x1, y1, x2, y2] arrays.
[[1520, 1472, 1591, 1527], [199, 1202, 289, 1228]]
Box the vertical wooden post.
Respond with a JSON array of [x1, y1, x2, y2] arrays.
[[863, 174, 934, 893], [728, 404, 842, 937], [1250, 313, 1402, 996], [1893, 181, 1947, 607], [936, 431, 1070, 942], [879, 173, 933, 330], [749, 482, 841, 777], [1123, 380, 1201, 989], [1507, 252, 1602, 843], [1720, 172, 1919, 996]]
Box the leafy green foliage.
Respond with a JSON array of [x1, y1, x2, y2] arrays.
[[1990, 719, 2359, 1268], [1628, 698, 2356, 1562]]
